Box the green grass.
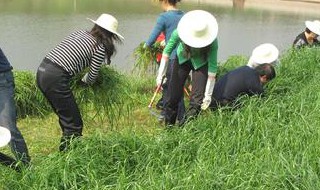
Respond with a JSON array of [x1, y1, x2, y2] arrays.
[[1, 47, 320, 189]]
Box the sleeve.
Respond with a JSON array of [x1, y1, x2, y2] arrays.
[[145, 15, 165, 47], [208, 39, 219, 73], [248, 79, 264, 96], [162, 29, 180, 57], [293, 38, 306, 49], [84, 45, 105, 84]]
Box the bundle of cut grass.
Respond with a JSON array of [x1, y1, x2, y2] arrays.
[[133, 42, 163, 75], [71, 66, 131, 128], [13, 66, 131, 128]]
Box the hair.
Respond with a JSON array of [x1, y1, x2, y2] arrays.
[[90, 24, 122, 64], [254, 63, 276, 81], [183, 43, 211, 60], [305, 28, 312, 34], [158, 0, 181, 5]]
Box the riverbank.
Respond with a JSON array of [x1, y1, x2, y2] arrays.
[[185, 0, 320, 16], [2, 48, 320, 189]]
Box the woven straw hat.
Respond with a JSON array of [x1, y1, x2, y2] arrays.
[[177, 10, 218, 48], [88, 14, 124, 39]]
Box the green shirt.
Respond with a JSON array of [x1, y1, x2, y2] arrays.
[[163, 29, 218, 73]]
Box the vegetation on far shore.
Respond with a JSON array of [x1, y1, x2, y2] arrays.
[[1, 47, 320, 189]]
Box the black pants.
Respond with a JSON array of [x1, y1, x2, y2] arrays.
[[159, 58, 186, 122], [36, 59, 83, 137], [165, 59, 208, 125]]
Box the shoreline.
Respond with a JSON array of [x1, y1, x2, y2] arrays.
[[184, 0, 320, 16]]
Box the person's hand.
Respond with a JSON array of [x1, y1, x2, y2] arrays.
[[78, 73, 90, 87], [76, 80, 89, 87], [201, 96, 211, 110], [160, 40, 166, 47], [201, 72, 216, 110]]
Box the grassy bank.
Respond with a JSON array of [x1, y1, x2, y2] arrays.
[[1, 47, 320, 189]]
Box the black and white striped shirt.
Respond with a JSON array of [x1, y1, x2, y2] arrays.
[[46, 30, 105, 84]]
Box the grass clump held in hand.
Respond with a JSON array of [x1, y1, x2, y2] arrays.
[[71, 66, 131, 128], [133, 42, 163, 75]]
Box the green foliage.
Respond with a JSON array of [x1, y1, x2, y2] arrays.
[[133, 42, 163, 76], [14, 71, 51, 118], [3, 47, 320, 189], [71, 66, 131, 129], [14, 66, 131, 128]]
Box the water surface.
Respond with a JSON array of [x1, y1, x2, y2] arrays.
[[0, 0, 318, 72]]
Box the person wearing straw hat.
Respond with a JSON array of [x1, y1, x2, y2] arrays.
[[0, 47, 30, 168], [157, 10, 219, 126], [36, 14, 123, 151], [293, 20, 320, 49], [145, 0, 185, 123], [209, 43, 279, 110], [247, 43, 279, 68]]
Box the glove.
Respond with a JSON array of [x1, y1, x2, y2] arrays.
[[80, 73, 90, 86], [201, 72, 216, 110], [156, 55, 169, 86], [160, 40, 166, 47]]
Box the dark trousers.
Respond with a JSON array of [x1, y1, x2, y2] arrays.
[[0, 71, 30, 164], [36, 59, 83, 138], [165, 59, 208, 125], [159, 58, 186, 122]]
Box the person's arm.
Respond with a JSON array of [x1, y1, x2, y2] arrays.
[[247, 77, 264, 96], [156, 30, 180, 86], [162, 29, 180, 57], [81, 45, 105, 84], [145, 15, 165, 47], [201, 39, 218, 110]]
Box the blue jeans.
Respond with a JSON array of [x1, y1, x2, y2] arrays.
[[0, 70, 30, 163]]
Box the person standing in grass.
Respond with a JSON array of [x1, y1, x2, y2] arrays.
[[157, 10, 219, 126], [0, 47, 30, 169], [293, 20, 320, 49], [209, 44, 278, 110], [145, 0, 185, 122], [36, 14, 123, 151]]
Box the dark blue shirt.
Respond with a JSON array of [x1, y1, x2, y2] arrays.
[[212, 66, 264, 106], [145, 10, 184, 59], [0, 48, 12, 72]]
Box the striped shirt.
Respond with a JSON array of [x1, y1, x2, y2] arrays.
[[46, 30, 105, 84]]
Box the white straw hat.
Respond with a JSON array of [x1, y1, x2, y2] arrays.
[[247, 43, 279, 68], [0, 126, 11, 148], [88, 14, 124, 40], [305, 20, 320, 36], [177, 10, 218, 48]]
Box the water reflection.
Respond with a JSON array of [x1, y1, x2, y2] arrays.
[[233, 0, 245, 10]]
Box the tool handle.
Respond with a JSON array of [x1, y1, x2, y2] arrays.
[[148, 76, 165, 108]]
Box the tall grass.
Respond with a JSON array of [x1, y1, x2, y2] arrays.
[[13, 66, 131, 129], [2, 48, 320, 189]]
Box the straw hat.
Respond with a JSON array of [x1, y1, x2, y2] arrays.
[[88, 14, 124, 40], [0, 126, 11, 148], [305, 20, 320, 36], [177, 10, 218, 48], [248, 43, 279, 67]]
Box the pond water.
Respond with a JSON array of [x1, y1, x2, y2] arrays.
[[0, 0, 319, 73]]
